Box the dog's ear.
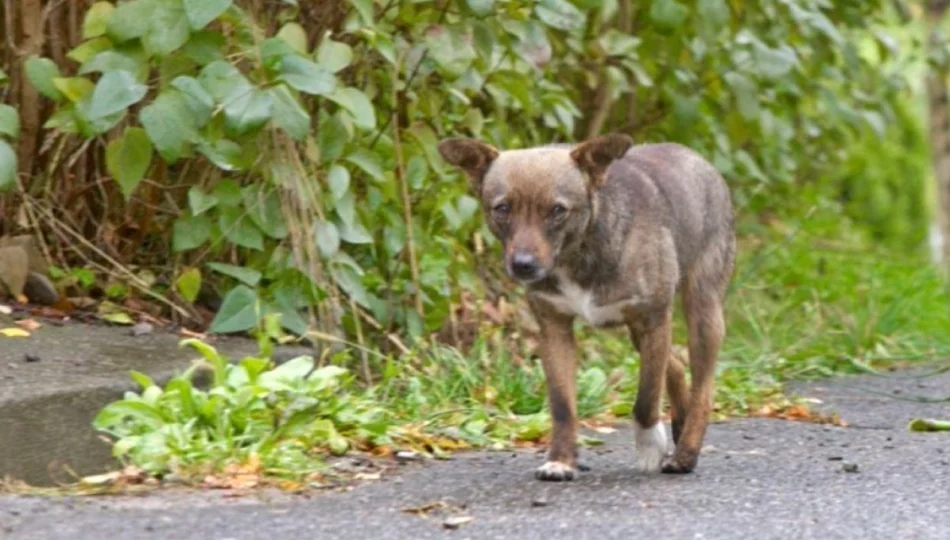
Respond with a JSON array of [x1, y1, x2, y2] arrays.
[[438, 138, 500, 193], [570, 133, 633, 189]]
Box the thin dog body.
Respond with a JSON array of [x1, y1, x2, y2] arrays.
[[438, 133, 736, 480]]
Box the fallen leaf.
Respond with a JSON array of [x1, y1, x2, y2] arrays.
[[15, 318, 41, 331], [909, 418, 950, 432], [0, 327, 30, 338], [80, 471, 122, 486], [403, 501, 448, 515], [354, 472, 381, 481], [101, 312, 135, 325], [442, 516, 474, 529]]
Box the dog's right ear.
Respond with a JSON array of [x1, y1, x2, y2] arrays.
[[437, 138, 500, 194]]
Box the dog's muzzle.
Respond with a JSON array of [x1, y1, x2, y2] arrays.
[[507, 251, 545, 282]]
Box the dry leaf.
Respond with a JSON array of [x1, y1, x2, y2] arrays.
[[0, 327, 30, 338], [0, 304, 12, 315], [15, 318, 41, 331]]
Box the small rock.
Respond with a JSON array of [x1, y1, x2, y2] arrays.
[[395, 451, 422, 462], [531, 498, 549, 508], [23, 354, 40, 363], [842, 462, 859, 473], [131, 322, 154, 337], [742, 434, 756, 440], [443, 516, 474, 529]]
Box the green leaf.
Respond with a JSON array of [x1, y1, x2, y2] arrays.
[[317, 113, 349, 162], [172, 213, 211, 251], [210, 285, 261, 334], [279, 55, 336, 96], [908, 418, 950, 432], [327, 164, 350, 201], [94, 399, 166, 429], [183, 0, 231, 30], [79, 48, 146, 79], [84, 2, 116, 38], [218, 207, 264, 250], [0, 140, 16, 192], [199, 61, 272, 133], [649, 0, 688, 30], [276, 22, 308, 54], [184, 30, 225, 64], [197, 138, 248, 171], [754, 45, 797, 79], [245, 190, 288, 240], [171, 76, 214, 126], [697, 0, 730, 30], [425, 26, 476, 77], [466, 0, 494, 16], [207, 262, 261, 286], [336, 191, 356, 226], [53, 77, 95, 103], [268, 85, 310, 140], [345, 150, 385, 182], [346, 0, 374, 26], [315, 220, 341, 257], [724, 71, 759, 121], [106, 127, 153, 200], [213, 179, 242, 207], [330, 265, 370, 307], [67, 37, 114, 64], [143, 0, 191, 56], [535, 0, 584, 31], [139, 90, 196, 163], [0, 67, 7, 86], [175, 267, 202, 303], [24, 56, 64, 101], [187, 186, 217, 215], [339, 220, 373, 244], [0, 105, 20, 140], [326, 87, 375, 130], [88, 70, 147, 120], [316, 37, 352, 73], [102, 311, 135, 325], [107, 0, 158, 43]]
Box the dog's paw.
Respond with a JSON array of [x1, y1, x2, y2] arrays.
[[634, 422, 669, 473], [660, 451, 698, 474], [535, 461, 577, 482]]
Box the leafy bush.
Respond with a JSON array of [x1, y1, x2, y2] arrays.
[[0, 0, 924, 346]]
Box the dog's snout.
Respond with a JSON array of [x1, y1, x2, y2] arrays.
[[510, 251, 539, 280]]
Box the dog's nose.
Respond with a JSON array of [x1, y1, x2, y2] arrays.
[[510, 252, 539, 280]]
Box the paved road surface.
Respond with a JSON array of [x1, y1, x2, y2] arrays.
[[2, 367, 949, 540]]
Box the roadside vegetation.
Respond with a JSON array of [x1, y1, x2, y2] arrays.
[[3, 0, 950, 486]]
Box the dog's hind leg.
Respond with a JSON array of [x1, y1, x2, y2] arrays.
[[662, 245, 732, 474], [629, 308, 674, 473], [666, 346, 689, 445], [530, 302, 580, 481]]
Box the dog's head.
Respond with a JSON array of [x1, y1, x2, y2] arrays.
[[438, 133, 633, 283]]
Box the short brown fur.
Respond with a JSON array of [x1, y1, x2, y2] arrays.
[[439, 133, 735, 480]]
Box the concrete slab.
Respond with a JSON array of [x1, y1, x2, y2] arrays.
[[0, 318, 256, 485]]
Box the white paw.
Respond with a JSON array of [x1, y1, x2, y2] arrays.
[[535, 461, 577, 481], [634, 422, 669, 473]]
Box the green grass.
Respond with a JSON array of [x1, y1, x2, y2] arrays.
[[82, 207, 950, 486]]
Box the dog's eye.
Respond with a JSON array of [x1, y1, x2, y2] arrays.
[[493, 203, 511, 219], [550, 204, 568, 218]]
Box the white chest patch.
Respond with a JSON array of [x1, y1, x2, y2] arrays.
[[535, 273, 643, 327]]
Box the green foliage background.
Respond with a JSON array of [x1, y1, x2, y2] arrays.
[[0, 0, 938, 346]]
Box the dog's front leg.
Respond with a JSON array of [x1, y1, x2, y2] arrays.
[[531, 302, 579, 481]]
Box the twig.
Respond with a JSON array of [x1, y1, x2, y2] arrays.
[[391, 61, 424, 318]]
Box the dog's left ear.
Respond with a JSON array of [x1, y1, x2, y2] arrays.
[[438, 138, 500, 194], [570, 133, 633, 189]]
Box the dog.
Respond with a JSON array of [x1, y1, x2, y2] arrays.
[[438, 133, 736, 480]]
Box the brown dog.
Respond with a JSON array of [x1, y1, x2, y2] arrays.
[[438, 134, 736, 480]]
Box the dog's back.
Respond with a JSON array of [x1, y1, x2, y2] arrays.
[[605, 143, 735, 282]]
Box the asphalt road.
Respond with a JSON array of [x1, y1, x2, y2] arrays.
[[2, 367, 949, 540]]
